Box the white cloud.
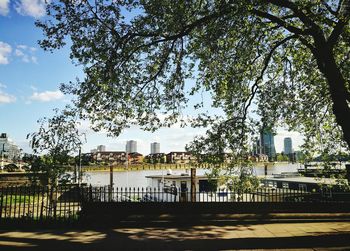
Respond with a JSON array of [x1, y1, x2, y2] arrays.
[[0, 0, 9, 16], [0, 41, 12, 64], [15, 0, 49, 18], [14, 45, 38, 63], [22, 54, 30, 63], [31, 56, 38, 64], [15, 49, 24, 57], [0, 91, 16, 104], [17, 44, 27, 50], [29, 90, 64, 102]]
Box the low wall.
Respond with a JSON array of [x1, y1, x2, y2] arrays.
[[80, 202, 350, 224], [0, 172, 48, 187]]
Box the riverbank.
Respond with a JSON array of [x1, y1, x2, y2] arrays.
[[81, 164, 195, 172], [81, 162, 297, 172]]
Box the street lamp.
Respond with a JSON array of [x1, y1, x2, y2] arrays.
[[18, 148, 23, 170], [1, 144, 6, 171]]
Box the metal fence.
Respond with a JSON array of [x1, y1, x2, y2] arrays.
[[1, 185, 350, 221], [0, 185, 82, 221], [85, 186, 350, 203]]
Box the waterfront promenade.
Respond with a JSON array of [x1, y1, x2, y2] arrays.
[[0, 215, 349, 250]]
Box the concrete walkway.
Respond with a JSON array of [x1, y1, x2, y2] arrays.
[[0, 220, 350, 250]]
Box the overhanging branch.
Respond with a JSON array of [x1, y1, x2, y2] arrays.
[[242, 34, 299, 122]]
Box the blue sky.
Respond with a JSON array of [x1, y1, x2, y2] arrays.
[[0, 1, 303, 155]]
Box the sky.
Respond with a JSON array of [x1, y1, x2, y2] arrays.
[[0, 0, 304, 155]]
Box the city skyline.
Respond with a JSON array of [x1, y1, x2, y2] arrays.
[[0, 3, 304, 156], [0, 129, 303, 155]]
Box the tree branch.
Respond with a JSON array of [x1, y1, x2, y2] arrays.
[[132, 40, 177, 100], [328, 19, 349, 47], [252, 9, 311, 36], [265, 0, 319, 30], [118, 7, 234, 69], [242, 34, 299, 123]]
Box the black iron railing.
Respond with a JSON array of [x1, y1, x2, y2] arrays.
[[84, 186, 350, 203], [1, 185, 350, 221], [0, 185, 82, 221]]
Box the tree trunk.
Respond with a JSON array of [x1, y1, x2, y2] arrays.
[[322, 50, 350, 149]]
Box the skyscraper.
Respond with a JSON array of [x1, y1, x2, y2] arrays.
[[150, 142, 160, 154], [126, 140, 137, 153], [260, 130, 276, 161], [0, 133, 20, 160], [284, 137, 293, 155]]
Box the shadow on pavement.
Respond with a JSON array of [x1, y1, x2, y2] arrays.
[[0, 220, 349, 251]]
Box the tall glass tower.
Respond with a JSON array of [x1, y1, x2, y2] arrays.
[[283, 137, 293, 155], [260, 130, 276, 161]]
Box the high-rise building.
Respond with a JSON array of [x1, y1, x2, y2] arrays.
[[0, 133, 20, 160], [260, 130, 276, 161], [97, 145, 106, 152], [252, 137, 262, 155], [150, 142, 160, 154], [126, 140, 137, 153], [284, 137, 293, 155]]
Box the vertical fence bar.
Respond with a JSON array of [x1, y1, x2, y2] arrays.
[[4, 186, 8, 218], [13, 186, 18, 219], [103, 186, 106, 202], [8, 187, 13, 218], [89, 185, 92, 202], [45, 186, 50, 219], [39, 186, 44, 221], [70, 186, 73, 221], [52, 186, 56, 220], [0, 187, 3, 220], [32, 186, 35, 220], [63, 186, 66, 220], [36, 186, 40, 220], [26, 186, 31, 219], [66, 186, 70, 221]]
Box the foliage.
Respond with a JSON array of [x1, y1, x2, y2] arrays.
[[276, 153, 290, 162], [27, 108, 84, 183], [36, 1, 350, 183]]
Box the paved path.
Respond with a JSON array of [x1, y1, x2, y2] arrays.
[[0, 220, 350, 250]]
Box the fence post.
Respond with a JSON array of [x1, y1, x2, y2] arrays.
[[89, 185, 92, 202], [0, 187, 3, 220], [346, 164, 350, 183], [191, 168, 196, 202]]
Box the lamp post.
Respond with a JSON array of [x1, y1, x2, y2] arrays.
[[18, 148, 23, 170], [78, 147, 82, 185], [1, 144, 5, 171], [125, 150, 129, 187]]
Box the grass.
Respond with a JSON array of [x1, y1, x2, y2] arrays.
[[1, 195, 37, 206]]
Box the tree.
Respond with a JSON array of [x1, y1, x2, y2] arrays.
[[37, 1, 350, 163], [27, 108, 84, 184]]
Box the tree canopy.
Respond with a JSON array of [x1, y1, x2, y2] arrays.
[[37, 1, 350, 160], [27, 108, 84, 182]]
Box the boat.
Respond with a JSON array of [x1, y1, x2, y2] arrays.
[[145, 170, 228, 202]]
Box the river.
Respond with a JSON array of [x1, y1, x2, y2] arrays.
[[82, 163, 301, 187]]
